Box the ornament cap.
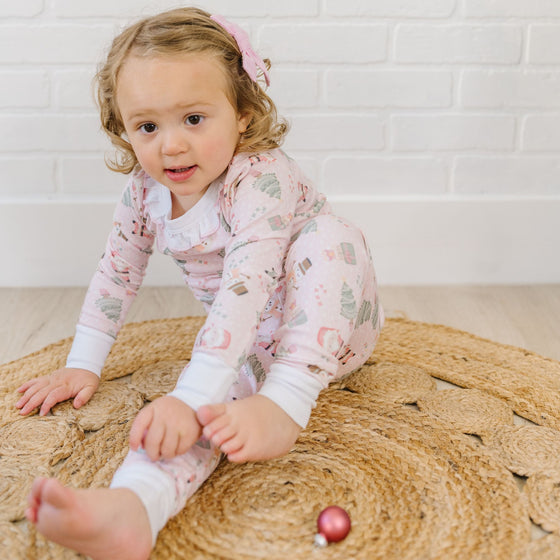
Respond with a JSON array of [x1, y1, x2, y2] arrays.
[[313, 533, 328, 548]]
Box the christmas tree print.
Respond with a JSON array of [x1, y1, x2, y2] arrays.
[[122, 187, 133, 207], [220, 214, 231, 233], [247, 354, 266, 383], [300, 220, 318, 235], [340, 282, 357, 320], [313, 199, 327, 213], [288, 309, 308, 328], [253, 173, 281, 199], [371, 300, 379, 329], [356, 300, 372, 328], [95, 295, 123, 323]]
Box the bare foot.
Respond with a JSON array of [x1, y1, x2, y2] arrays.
[[197, 394, 301, 463], [26, 477, 152, 560]]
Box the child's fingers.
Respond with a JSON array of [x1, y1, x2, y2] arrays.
[[15, 378, 49, 407], [38, 386, 73, 416], [175, 437, 191, 457], [17, 387, 51, 415], [17, 375, 50, 393], [17, 378, 40, 393], [175, 428, 198, 456], [142, 420, 166, 461], [129, 407, 153, 451], [73, 384, 97, 409], [160, 430, 180, 460]]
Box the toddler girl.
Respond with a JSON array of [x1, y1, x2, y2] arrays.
[[15, 7, 383, 559]]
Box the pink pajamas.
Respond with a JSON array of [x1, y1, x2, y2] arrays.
[[68, 149, 383, 542]]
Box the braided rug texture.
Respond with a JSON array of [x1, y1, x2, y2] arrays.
[[1, 317, 560, 559]]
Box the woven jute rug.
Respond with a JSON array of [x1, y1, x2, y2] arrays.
[[1, 317, 560, 559]]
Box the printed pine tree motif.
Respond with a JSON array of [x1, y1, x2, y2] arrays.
[[198, 290, 215, 306], [122, 187, 133, 207], [195, 438, 212, 450], [313, 199, 327, 213], [253, 173, 281, 199], [340, 282, 358, 320], [268, 215, 288, 230], [300, 220, 318, 235], [95, 295, 123, 323], [288, 309, 308, 328], [356, 300, 372, 328], [172, 257, 187, 270], [371, 300, 379, 328], [247, 354, 266, 383], [220, 214, 231, 233], [110, 275, 127, 289]]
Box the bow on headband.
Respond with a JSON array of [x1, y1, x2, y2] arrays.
[[211, 14, 271, 87]]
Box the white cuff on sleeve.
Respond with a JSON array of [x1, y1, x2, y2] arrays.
[[258, 363, 324, 429], [65, 324, 115, 377], [168, 353, 237, 411]]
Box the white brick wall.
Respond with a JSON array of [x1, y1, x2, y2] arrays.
[[1, 0, 559, 285]]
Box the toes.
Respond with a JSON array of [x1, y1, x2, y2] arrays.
[[201, 411, 232, 440], [226, 446, 252, 463], [26, 479, 47, 525], [25, 506, 38, 524], [208, 424, 237, 449], [219, 434, 245, 456], [41, 478, 75, 509], [196, 403, 227, 426], [29, 477, 48, 500]]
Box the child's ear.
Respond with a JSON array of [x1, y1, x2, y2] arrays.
[[238, 111, 251, 134]]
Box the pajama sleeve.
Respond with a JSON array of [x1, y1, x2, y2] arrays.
[[66, 174, 155, 375]]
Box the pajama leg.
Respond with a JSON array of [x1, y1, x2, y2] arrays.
[[110, 363, 257, 545], [277, 214, 382, 380], [110, 439, 221, 546], [258, 215, 383, 426]]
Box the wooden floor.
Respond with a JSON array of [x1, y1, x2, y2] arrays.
[[1, 285, 559, 365]]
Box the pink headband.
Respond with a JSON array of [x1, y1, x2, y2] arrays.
[[210, 14, 271, 87]]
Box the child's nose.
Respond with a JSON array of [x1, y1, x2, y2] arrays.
[[161, 129, 188, 156]]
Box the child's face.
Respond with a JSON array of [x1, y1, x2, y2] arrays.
[[116, 53, 250, 212]]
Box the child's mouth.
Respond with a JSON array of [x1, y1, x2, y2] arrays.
[[165, 166, 197, 182]]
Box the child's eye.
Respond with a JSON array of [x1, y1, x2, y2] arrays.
[[186, 115, 204, 126], [140, 123, 157, 134]]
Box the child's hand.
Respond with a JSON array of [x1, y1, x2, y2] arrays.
[[129, 396, 202, 462], [16, 368, 100, 416]]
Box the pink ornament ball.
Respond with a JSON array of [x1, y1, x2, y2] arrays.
[[315, 505, 351, 546]]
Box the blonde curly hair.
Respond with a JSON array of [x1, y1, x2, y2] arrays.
[[95, 7, 288, 174]]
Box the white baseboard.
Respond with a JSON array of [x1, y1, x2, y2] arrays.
[[1, 197, 559, 286]]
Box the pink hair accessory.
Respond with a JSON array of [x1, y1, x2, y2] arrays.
[[210, 14, 271, 86]]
